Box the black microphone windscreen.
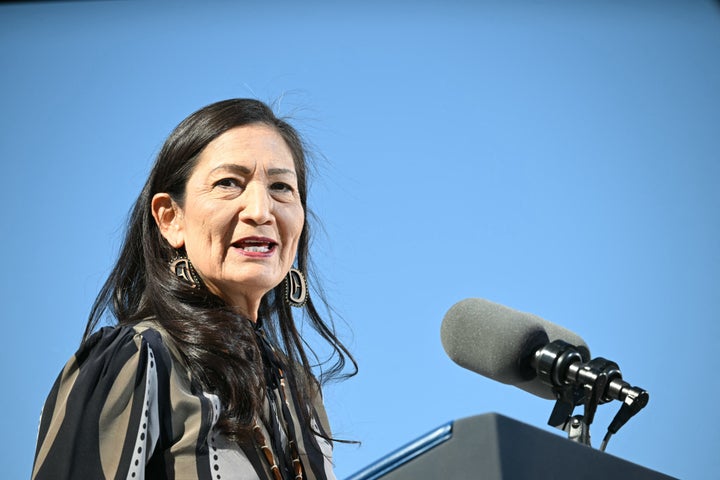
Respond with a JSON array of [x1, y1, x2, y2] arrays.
[[441, 298, 590, 400]]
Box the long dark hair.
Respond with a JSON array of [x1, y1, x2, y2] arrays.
[[85, 99, 356, 440]]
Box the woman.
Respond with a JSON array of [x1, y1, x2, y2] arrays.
[[32, 99, 356, 480]]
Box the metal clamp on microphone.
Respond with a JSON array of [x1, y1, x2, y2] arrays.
[[531, 339, 649, 450]]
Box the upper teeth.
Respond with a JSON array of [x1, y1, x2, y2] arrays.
[[243, 245, 270, 252]]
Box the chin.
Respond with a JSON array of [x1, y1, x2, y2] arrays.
[[227, 274, 284, 296]]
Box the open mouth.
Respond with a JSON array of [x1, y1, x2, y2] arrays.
[[233, 237, 278, 254]]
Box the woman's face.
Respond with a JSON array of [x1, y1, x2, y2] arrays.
[[157, 124, 305, 317]]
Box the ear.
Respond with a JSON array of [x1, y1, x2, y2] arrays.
[[151, 193, 185, 249]]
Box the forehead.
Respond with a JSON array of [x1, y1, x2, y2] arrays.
[[196, 123, 296, 171]]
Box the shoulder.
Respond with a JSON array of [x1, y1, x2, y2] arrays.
[[38, 322, 183, 437], [38, 323, 177, 425], [33, 323, 179, 479], [82, 321, 171, 355], [71, 323, 175, 378]]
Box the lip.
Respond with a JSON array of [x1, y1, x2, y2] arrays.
[[231, 236, 278, 258]]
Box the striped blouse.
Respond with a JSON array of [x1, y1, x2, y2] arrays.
[[32, 322, 337, 480]]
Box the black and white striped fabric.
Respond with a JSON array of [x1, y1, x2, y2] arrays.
[[32, 323, 336, 480]]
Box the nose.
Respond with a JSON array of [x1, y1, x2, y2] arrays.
[[239, 182, 272, 225]]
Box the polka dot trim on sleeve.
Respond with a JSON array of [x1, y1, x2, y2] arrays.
[[126, 345, 160, 480], [203, 392, 223, 480]]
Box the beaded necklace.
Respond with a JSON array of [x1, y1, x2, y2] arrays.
[[254, 327, 305, 480]]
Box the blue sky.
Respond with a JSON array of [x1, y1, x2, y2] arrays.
[[2, 1, 719, 478]]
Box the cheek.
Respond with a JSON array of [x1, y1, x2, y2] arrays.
[[281, 208, 305, 250], [189, 202, 231, 234], [182, 208, 233, 258], [291, 210, 305, 242]]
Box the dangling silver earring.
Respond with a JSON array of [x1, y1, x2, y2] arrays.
[[170, 253, 202, 288], [285, 268, 308, 307]]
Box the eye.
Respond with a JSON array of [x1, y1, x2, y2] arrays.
[[270, 181, 295, 193], [214, 177, 242, 189]]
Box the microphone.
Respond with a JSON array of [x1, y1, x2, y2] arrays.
[[440, 298, 590, 400], [441, 298, 649, 449]]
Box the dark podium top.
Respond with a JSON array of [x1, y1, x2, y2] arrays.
[[347, 413, 676, 480]]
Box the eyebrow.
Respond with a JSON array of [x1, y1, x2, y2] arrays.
[[268, 167, 297, 177], [210, 164, 296, 177]]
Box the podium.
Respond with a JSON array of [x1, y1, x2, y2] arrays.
[[346, 413, 676, 480]]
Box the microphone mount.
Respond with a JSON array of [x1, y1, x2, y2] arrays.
[[530, 340, 649, 450]]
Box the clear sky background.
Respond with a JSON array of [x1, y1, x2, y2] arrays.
[[2, 1, 718, 479]]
